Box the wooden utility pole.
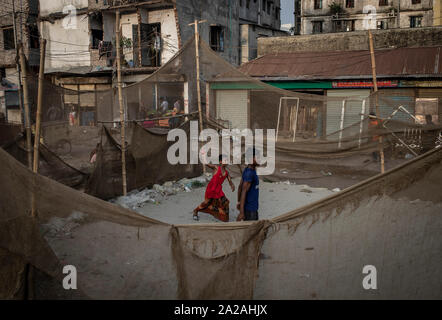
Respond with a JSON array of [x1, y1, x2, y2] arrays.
[[368, 30, 385, 174], [18, 43, 33, 170], [116, 10, 128, 196], [33, 38, 46, 173], [188, 19, 207, 173], [11, 2, 24, 126]]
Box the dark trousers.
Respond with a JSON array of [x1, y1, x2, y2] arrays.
[[245, 211, 259, 221]]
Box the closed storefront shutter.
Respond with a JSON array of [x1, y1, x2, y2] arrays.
[[216, 90, 248, 129], [378, 89, 415, 123], [326, 89, 370, 136]]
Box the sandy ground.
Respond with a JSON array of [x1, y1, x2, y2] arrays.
[[112, 177, 334, 224]]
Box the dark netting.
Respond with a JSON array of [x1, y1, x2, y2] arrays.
[[0, 123, 22, 146], [86, 119, 203, 200], [0, 140, 441, 299], [2, 36, 441, 200], [1, 133, 87, 189], [85, 125, 137, 200], [1, 35, 442, 300]]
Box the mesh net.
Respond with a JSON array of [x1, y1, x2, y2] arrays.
[[0, 138, 441, 299], [1, 36, 442, 299], [8, 36, 441, 196]]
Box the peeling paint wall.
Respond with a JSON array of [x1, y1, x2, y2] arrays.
[[39, 0, 88, 16], [40, 15, 91, 73], [148, 9, 180, 64], [175, 0, 241, 65]]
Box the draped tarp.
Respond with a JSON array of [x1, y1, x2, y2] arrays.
[[130, 121, 202, 190], [85, 121, 203, 200], [1, 132, 87, 189], [84, 125, 138, 200], [0, 144, 441, 299]]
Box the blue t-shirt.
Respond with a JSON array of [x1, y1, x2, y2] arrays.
[[242, 167, 259, 212]]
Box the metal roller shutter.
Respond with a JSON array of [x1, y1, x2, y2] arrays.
[[326, 90, 370, 136], [216, 90, 248, 129]]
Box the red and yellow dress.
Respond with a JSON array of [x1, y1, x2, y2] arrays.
[[196, 166, 230, 222]]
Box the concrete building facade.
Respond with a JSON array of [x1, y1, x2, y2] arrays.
[[33, 0, 285, 125], [0, 0, 39, 123], [294, 0, 436, 35]]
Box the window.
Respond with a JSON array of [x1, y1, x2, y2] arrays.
[[333, 20, 342, 32], [345, 0, 354, 8], [28, 25, 40, 49], [267, 1, 271, 13], [275, 6, 280, 20], [246, 0, 250, 9], [344, 20, 355, 31], [379, 0, 388, 6], [91, 29, 103, 49], [377, 20, 386, 29], [333, 20, 355, 32], [3, 27, 15, 50], [410, 16, 423, 28], [312, 21, 323, 34], [240, 0, 243, 6], [314, 0, 322, 9], [210, 26, 225, 52], [411, 0, 421, 4]]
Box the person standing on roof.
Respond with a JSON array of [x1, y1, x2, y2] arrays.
[[236, 148, 260, 222]]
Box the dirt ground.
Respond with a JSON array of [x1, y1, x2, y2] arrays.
[[113, 176, 334, 224]]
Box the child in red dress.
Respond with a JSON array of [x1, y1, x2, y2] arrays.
[[193, 155, 235, 222]]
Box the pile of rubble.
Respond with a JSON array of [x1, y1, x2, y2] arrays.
[[110, 174, 212, 210]]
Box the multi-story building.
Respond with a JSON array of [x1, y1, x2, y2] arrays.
[[36, 0, 285, 125], [0, 0, 39, 123], [38, 0, 285, 74], [294, 0, 436, 35]]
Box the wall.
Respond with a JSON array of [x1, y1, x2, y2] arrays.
[[435, 0, 442, 26], [103, 12, 116, 42], [258, 26, 442, 55], [301, 0, 434, 35], [148, 9, 180, 64], [120, 13, 138, 64], [260, 0, 282, 29], [40, 15, 91, 73], [399, 9, 434, 29], [0, 0, 39, 68], [39, 0, 88, 16], [238, 0, 260, 24], [175, 0, 241, 65], [4, 67, 20, 123], [240, 24, 250, 63], [241, 24, 288, 64]]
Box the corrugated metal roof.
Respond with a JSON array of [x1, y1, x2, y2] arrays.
[[239, 46, 442, 80]]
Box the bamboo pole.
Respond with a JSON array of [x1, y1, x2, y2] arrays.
[[189, 19, 207, 173], [11, 5, 24, 126], [116, 10, 128, 196], [33, 38, 46, 173], [18, 43, 33, 170], [368, 30, 385, 174]]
